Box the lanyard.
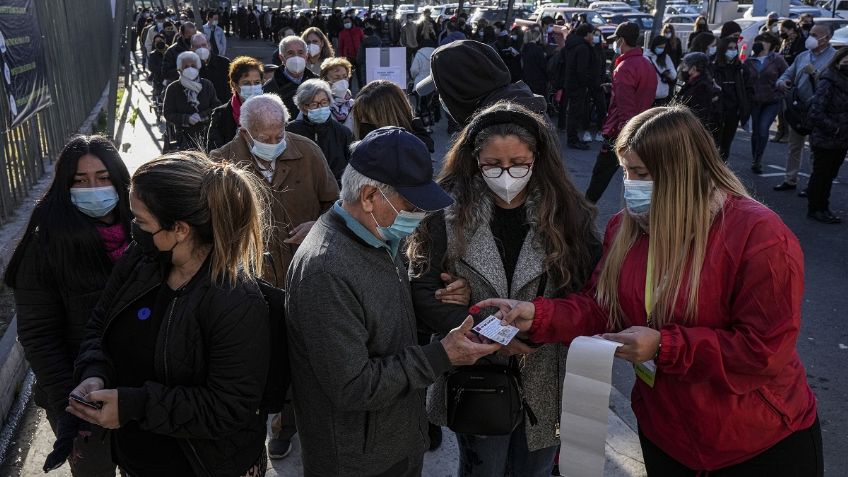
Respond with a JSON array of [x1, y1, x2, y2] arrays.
[[644, 244, 654, 328]]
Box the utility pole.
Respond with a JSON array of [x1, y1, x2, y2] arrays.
[[650, 0, 667, 43], [107, 0, 130, 140], [191, 0, 203, 24]]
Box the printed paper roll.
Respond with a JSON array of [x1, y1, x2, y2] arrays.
[[559, 336, 623, 477]]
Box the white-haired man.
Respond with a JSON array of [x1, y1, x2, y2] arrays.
[[191, 32, 231, 102], [286, 127, 501, 476], [263, 35, 317, 117]]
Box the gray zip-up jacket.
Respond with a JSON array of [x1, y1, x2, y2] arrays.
[[777, 46, 836, 104], [286, 207, 452, 476]]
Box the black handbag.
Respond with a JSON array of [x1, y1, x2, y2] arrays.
[[444, 275, 546, 436]]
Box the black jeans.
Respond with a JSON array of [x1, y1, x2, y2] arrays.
[[808, 146, 847, 213], [716, 110, 740, 163], [585, 137, 618, 203], [639, 416, 823, 477]]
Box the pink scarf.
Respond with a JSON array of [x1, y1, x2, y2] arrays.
[[231, 93, 243, 127], [97, 223, 129, 263]]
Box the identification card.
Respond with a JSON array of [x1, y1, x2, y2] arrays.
[[472, 315, 520, 346], [634, 360, 657, 388]]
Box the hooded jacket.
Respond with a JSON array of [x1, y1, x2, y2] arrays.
[[430, 40, 546, 126], [561, 32, 594, 91]]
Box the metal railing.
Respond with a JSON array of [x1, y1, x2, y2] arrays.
[[0, 0, 116, 226]]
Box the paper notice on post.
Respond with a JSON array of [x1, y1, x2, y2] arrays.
[[559, 336, 623, 477]]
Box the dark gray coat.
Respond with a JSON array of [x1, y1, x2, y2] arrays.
[[286, 208, 452, 476], [808, 67, 848, 151]]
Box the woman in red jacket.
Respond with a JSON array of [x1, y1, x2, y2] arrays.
[[337, 17, 364, 88], [478, 106, 822, 476]]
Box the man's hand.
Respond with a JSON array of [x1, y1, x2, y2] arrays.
[[66, 388, 120, 430], [284, 221, 316, 244], [777, 79, 790, 92], [602, 326, 661, 364], [435, 273, 471, 306], [441, 316, 501, 366], [473, 298, 537, 333]]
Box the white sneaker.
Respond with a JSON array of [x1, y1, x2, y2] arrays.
[[582, 131, 592, 143], [594, 132, 604, 142]]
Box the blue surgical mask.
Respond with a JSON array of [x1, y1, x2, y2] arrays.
[[593, 34, 601, 45], [654, 47, 665, 55], [239, 84, 263, 100], [614, 41, 622, 55], [371, 189, 427, 246], [623, 179, 653, 215], [725, 49, 738, 61], [307, 106, 331, 123], [70, 185, 119, 218], [247, 130, 286, 162]]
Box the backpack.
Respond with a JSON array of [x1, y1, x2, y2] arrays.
[[256, 278, 290, 413]]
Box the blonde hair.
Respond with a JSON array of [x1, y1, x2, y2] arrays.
[[131, 152, 268, 286], [302, 27, 335, 59], [596, 106, 750, 329], [319, 56, 353, 80], [351, 80, 413, 139]]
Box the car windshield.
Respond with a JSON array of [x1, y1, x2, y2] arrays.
[[585, 11, 607, 26]]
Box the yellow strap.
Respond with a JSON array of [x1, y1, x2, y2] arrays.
[[644, 245, 653, 325]]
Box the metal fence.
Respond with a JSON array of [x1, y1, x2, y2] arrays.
[[0, 0, 116, 226]]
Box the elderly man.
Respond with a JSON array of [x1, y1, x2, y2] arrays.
[[202, 10, 227, 57], [163, 50, 220, 150], [263, 35, 317, 117], [286, 127, 501, 476], [774, 24, 836, 193], [163, 21, 197, 82], [210, 93, 338, 459], [191, 32, 231, 102]]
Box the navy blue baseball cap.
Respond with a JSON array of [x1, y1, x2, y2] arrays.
[[350, 127, 453, 211]]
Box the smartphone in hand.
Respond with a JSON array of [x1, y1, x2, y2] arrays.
[[69, 393, 103, 410]]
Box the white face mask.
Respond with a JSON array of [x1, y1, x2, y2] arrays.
[[307, 43, 321, 57], [331, 79, 349, 97], [195, 47, 210, 61], [805, 36, 820, 50], [482, 170, 533, 204], [240, 84, 263, 100], [285, 55, 307, 75], [247, 130, 287, 162], [181, 66, 199, 80]]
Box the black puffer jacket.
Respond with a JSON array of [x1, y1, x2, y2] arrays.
[[808, 67, 848, 151], [561, 32, 594, 91], [713, 59, 751, 122], [206, 101, 238, 151], [74, 246, 270, 477], [13, 236, 112, 415], [675, 72, 718, 132], [286, 117, 352, 181]]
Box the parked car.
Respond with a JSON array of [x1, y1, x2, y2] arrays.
[[832, 25, 848, 46], [469, 6, 535, 28], [664, 14, 701, 24], [820, 0, 848, 17], [589, 1, 632, 11], [515, 6, 618, 36], [601, 12, 655, 33]]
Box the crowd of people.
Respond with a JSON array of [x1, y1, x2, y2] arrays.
[[4, 2, 840, 477]]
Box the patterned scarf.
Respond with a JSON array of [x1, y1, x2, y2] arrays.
[[331, 93, 354, 123], [97, 223, 129, 263]]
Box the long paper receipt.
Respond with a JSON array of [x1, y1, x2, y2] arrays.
[[559, 336, 623, 477]]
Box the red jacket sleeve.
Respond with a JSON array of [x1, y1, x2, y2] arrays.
[[603, 62, 639, 138], [657, 218, 805, 395], [528, 216, 622, 344]]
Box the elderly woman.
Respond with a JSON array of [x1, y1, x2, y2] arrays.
[[320, 57, 355, 131], [207, 56, 264, 150], [302, 27, 334, 76], [287, 79, 353, 183], [163, 50, 221, 151]]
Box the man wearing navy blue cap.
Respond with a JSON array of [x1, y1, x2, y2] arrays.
[[285, 127, 501, 476]]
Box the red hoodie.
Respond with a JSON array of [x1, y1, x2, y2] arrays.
[[602, 47, 658, 138], [528, 196, 817, 471], [338, 26, 364, 60]]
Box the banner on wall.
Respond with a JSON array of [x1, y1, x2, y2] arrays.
[[0, 0, 52, 129], [365, 47, 407, 91]]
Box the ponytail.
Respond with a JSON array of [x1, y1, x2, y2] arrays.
[[202, 161, 268, 285], [131, 152, 268, 286]]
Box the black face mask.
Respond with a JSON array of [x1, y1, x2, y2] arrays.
[[132, 221, 176, 263], [678, 69, 690, 83], [802, 23, 813, 31], [155, 42, 166, 50], [752, 42, 764, 55]]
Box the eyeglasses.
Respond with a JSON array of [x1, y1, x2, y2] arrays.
[[479, 163, 533, 179], [306, 99, 331, 109]]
